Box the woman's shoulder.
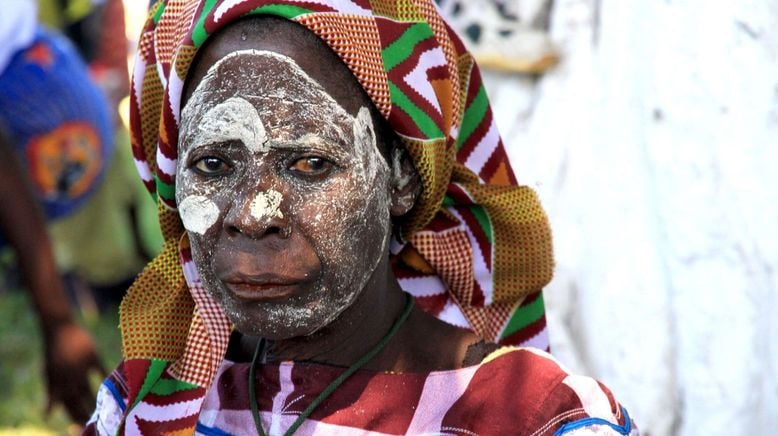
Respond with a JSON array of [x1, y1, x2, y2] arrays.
[[453, 346, 638, 435]]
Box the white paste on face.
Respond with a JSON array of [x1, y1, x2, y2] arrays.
[[178, 195, 220, 235], [187, 96, 267, 153], [177, 49, 398, 338], [352, 106, 386, 185], [391, 147, 413, 192], [249, 189, 284, 221]]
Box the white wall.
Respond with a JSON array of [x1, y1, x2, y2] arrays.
[[481, 1, 778, 435]]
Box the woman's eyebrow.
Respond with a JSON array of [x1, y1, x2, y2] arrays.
[[270, 135, 351, 155], [187, 131, 247, 147], [183, 138, 246, 156]]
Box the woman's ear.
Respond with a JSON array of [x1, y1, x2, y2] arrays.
[[388, 142, 421, 217]]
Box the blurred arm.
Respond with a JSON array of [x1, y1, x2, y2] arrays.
[[0, 127, 103, 424], [0, 127, 73, 331]]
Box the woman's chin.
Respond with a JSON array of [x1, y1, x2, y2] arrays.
[[217, 280, 361, 341], [227, 305, 328, 341]]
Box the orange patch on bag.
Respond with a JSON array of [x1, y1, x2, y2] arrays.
[[26, 122, 102, 200]]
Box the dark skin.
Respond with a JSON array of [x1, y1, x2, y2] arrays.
[[0, 128, 102, 423], [180, 17, 493, 373]]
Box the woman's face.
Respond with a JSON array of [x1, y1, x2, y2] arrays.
[[176, 47, 394, 339]]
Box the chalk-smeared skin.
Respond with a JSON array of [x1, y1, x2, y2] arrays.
[[179, 195, 220, 235], [178, 49, 391, 339]]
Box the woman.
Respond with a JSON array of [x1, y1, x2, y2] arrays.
[[87, 1, 637, 434]]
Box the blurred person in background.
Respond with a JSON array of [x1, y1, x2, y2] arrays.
[[0, 0, 161, 424], [39, 0, 130, 110], [35, 0, 163, 309], [0, 0, 108, 423]]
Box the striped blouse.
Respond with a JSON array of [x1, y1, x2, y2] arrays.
[[87, 347, 638, 435]]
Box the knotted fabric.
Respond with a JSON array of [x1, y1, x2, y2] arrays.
[[120, 0, 554, 432]]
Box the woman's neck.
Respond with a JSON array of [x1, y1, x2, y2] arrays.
[[234, 257, 489, 372]]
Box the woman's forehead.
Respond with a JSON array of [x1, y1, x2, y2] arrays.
[[187, 50, 349, 113], [180, 50, 356, 152], [182, 16, 368, 116]]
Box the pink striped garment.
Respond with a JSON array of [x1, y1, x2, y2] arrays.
[[87, 347, 638, 435]]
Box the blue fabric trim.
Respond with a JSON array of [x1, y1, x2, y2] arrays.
[[554, 406, 632, 435], [102, 378, 126, 413], [195, 421, 233, 436]]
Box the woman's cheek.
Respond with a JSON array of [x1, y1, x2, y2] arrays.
[[178, 188, 228, 274], [179, 194, 221, 236], [313, 177, 365, 224]]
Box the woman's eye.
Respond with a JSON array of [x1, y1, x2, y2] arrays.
[[193, 156, 231, 175], [288, 157, 333, 176]]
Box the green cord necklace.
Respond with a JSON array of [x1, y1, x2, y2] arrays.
[[248, 294, 414, 436]]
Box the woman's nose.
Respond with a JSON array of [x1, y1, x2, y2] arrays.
[[223, 187, 289, 238]]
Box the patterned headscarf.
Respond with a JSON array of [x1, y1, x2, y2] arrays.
[[121, 0, 553, 431]]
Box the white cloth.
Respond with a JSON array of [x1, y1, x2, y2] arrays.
[[0, 0, 38, 74]]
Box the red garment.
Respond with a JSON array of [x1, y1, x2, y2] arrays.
[[86, 347, 637, 435]]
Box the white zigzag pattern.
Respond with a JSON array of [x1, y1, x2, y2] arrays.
[[404, 48, 447, 115], [168, 69, 184, 125], [132, 56, 146, 114], [328, 0, 371, 15], [156, 58, 167, 89], [518, 324, 549, 350], [399, 275, 447, 297], [213, 0, 248, 22], [464, 116, 500, 178], [156, 144, 177, 180], [447, 207, 494, 305], [134, 158, 154, 184], [437, 300, 471, 328], [214, 0, 372, 21], [131, 51, 155, 187], [125, 397, 203, 434]]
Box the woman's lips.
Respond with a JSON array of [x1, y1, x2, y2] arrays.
[[220, 274, 308, 302]]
